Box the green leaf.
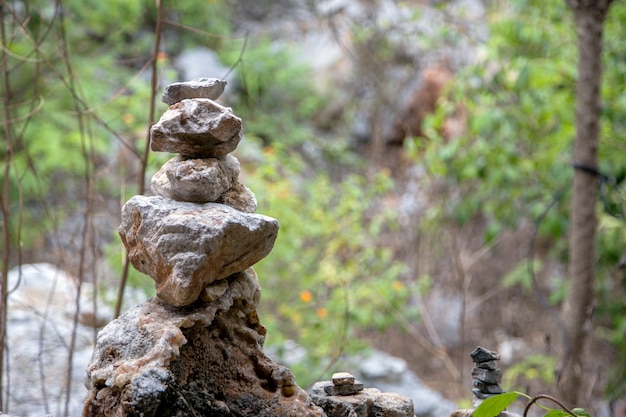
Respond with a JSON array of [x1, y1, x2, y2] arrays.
[[544, 409, 572, 417], [474, 392, 519, 417], [572, 408, 591, 417]]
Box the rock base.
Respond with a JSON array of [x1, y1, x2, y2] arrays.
[[309, 381, 414, 417], [83, 269, 324, 417]]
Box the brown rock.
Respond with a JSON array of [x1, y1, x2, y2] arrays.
[[150, 99, 242, 158], [151, 155, 234, 203], [84, 269, 325, 417], [216, 180, 258, 213], [118, 195, 278, 306], [332, 372, 356, 386]]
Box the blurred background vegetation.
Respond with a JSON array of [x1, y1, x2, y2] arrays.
[[0, 0, 625, 414]]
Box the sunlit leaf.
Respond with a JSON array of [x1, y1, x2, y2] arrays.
[[474, 392, 519, 417]]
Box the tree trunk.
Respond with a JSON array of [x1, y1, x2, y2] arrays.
[[558, 0, 613, 406]]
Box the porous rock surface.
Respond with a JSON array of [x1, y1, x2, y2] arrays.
[[84, 269, 325, 417], [84, 78, 325, 416], [151, 154, 257, 211], [118, 195, 278, 306], [150, 98, 242, 158]]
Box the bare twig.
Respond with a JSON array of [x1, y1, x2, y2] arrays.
[[522, 394, 578, 417], [115, 0, 163, 318]]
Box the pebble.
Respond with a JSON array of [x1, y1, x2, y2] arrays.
[[321, 371, 364, 396], [161, 77, 227, 105], [332, 372, 356, 386], [469, 346, 505, 407]]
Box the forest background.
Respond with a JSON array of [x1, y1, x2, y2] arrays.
[[0, 0, 625, 416]]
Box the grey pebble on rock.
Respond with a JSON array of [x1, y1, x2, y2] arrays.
[[161, 77, 227, 105]]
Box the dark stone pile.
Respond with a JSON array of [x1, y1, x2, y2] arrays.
[[470, 346, 504, 406]]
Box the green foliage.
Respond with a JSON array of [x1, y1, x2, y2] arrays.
[[420, 0, 578, 237], [502, 354, 557, 389], [473, 392, 519, 417], [416, 0, 626, 398], [220, 38, 328, 150], [475, 391, 591, 417], [246, 142, 411, 386], [502, 260, 541, 295]]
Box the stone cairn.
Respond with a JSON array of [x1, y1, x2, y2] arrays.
[[451, 347, 513, 417], [83, 78, 325, 417], [309, 371, 415, 417], [470, 346, 504, 406]]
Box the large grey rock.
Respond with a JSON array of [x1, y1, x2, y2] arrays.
[[151, 155, 235, 203], [150, 99, 242, 158], [310, 381, 414, 417], [150, 154, 257, 212], [161, 78, 227, 105], [118, 195, 278, 306], [84, 269, 326, 417]]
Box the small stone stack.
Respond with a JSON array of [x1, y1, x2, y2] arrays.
[[470, 346, 504, 406], [309, 371, 414, 417], [83, 78, 325, 417], [325, 372, 365, 396]]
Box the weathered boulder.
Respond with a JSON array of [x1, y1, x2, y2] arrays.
[[150, 154, 257, 212], [151, 155, 234, 203], [310, 381, 414, 417], [118, 195, 278, 306], [161, 77, 227, 105], [84, 269, 326, 417], [150, 98, 242, 158]]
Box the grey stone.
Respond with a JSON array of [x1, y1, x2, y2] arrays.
[[472, 380, 504, 394], [476, 360, 496, 369], [310, 382, 414, 417], [324, 381, 364, 396], [118, 195, 278, 306], [470, 346, 500, 363], [150, 98, 242, 158], [162, 78, 227, 105], [333, 372, 356, 386], [151, 156, 234, 203], [471, 367, 502, 385]]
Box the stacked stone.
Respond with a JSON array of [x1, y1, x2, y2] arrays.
[[83, 78, 325, 417], [470, 346, 504, 406], [309, 371, 414, 416], [120, 78, 274, 307], [325, 372, 365, 396]]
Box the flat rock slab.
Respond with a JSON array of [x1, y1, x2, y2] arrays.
[[162, 78, 227, 105], [118, 195, 278, 306], [310, 382, 414, 417], [150, 99, 242, 158]]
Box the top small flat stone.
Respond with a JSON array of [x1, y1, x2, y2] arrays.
[[470, 347, 500, 363], [162, 78, 227, 105]]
